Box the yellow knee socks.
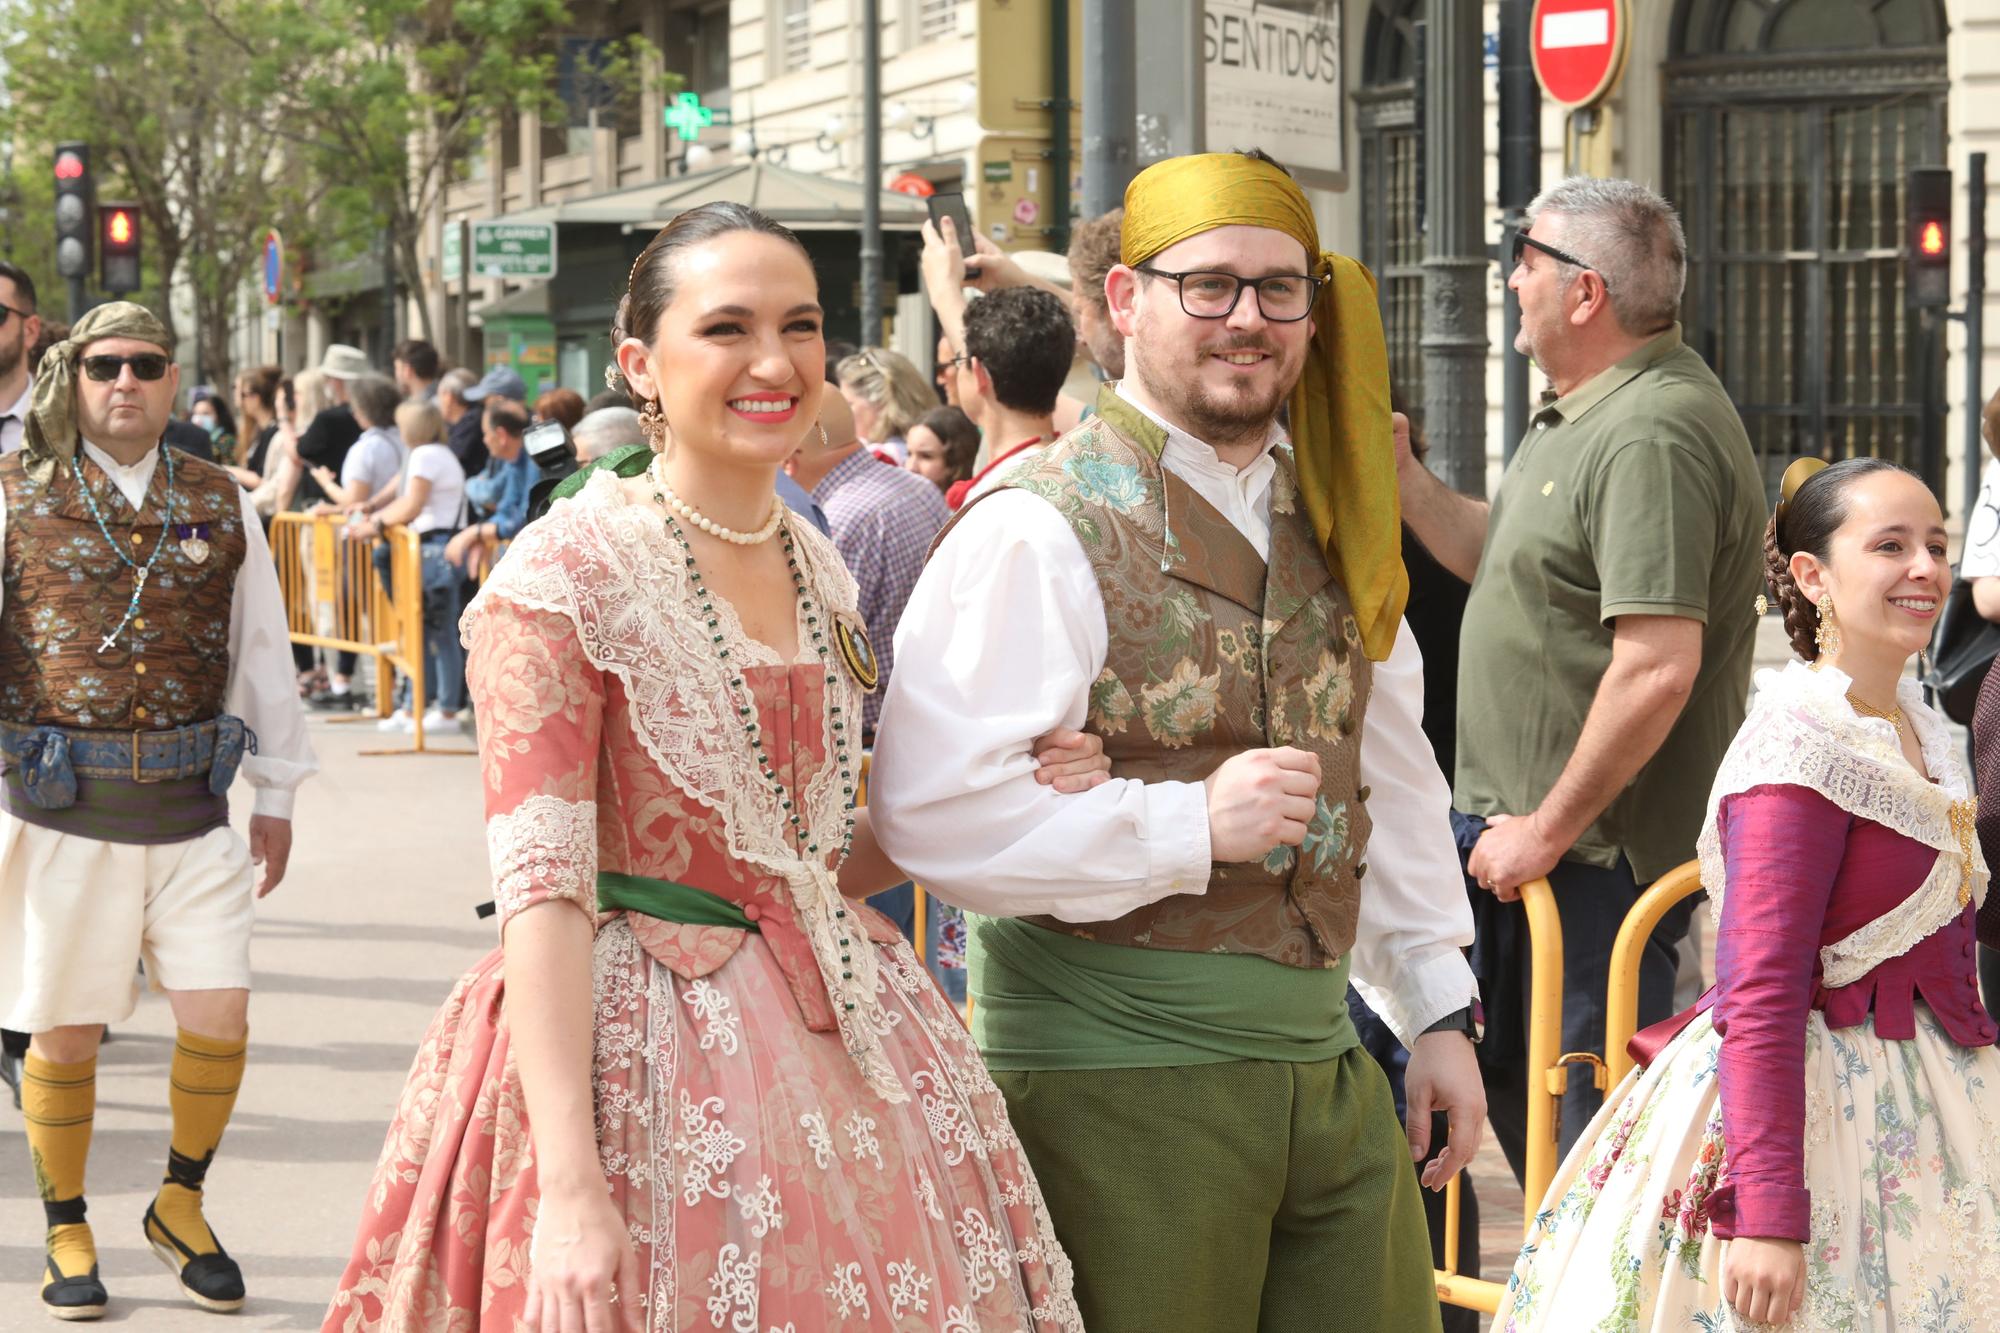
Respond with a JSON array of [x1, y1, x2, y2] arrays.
[[148, 1028, 246, 1256], [22, 1052, 98, 1281]]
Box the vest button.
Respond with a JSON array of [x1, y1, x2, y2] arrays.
[[133, 662, 146, 675], [133, 705, 147, 720], [132, 617, 145, 630], [130, 532, 145, 546]]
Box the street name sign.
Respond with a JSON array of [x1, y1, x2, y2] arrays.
[[1531, 0, 1627, 109], [472, 222, 557, 280]]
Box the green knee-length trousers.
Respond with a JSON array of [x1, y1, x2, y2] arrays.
[[995, 1048, 1444, 1333]]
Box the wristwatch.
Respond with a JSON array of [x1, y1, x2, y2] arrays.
[[1421, 1006, 1477, 1041]]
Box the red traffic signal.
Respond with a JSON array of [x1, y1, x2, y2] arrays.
[[1907, 167, 1951, 309], [52, 142, 92, 281], [98, 200, 141, 295]]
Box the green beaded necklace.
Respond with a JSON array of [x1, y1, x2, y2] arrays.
[[651, 481, 866, 1008]]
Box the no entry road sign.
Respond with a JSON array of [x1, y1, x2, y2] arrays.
[[1531, 0, 1627, 109]]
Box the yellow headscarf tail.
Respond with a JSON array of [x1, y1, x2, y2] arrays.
[[1122, 155, 1407, 661]]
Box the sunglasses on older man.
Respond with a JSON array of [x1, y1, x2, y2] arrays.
[[1509, 231, 1611, 291], [80, 353, 171, 382]]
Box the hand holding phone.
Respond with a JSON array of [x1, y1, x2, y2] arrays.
[[926, 192, 977, 258]]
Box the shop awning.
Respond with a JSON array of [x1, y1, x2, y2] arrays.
[[492, 158, 928, 231]]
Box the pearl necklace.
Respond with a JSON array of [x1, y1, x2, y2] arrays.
[[649, 454, 783, 545]]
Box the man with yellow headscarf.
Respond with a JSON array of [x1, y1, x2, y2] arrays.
[[0, 302, 315, 1320], [873, 151, 1482, 1330]]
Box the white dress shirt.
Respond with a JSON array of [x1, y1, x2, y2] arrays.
[[0, 441, 317, 819], [871, 395, 1478, 1046], [0, 376, 30, 456]]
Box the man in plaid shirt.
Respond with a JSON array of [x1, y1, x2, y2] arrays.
[[791, 392, 950, 741]]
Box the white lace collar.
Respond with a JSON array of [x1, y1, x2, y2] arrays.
[[1697, 658, 1984, 988], [466, 470, 909, 1101]]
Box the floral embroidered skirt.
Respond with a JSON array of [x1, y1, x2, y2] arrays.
[[1494, 1007, 2000, 1332], [322, 917, 1083, 1332]]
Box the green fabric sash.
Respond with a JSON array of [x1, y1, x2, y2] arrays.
[[969, 916, 1357, 1072], [595, 871, 759, 931]]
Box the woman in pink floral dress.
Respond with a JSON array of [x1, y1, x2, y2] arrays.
[[323, 204, 1090, 1333]]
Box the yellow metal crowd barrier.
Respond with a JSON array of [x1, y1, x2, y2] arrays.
[[1434, 858, 1706, 1315], [1434, 874, 1564, 1315], [269, 513, 471, 756], [1604, 861, 1706, 1091]]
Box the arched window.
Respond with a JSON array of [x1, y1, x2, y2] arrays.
[[1356, 0, 1424, 430], [1665, 0, 1949, 488]]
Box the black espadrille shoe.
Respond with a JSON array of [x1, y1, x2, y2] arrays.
[[142, 1150, 245, 1313], [40, 1197, 107, 1321]]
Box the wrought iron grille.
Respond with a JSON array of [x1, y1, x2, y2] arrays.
[[1665, 0, 1949, 494], [1358, 0, 1424, 431]]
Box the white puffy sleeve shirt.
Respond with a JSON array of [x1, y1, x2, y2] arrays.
[[0, 443, 317, 819], [870, 428, 1478, 1046]]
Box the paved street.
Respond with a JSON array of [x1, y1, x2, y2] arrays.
[[0, 714, 492, 1328]]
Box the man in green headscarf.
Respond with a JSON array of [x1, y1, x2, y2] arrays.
[[0, 302, 316, 1319], [873, 151, 1483, 1331]]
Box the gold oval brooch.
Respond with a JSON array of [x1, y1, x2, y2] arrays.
[[836, 618, 880, 692]]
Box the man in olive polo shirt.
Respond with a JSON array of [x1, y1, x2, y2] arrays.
[[1397, 176, 1764, 1174]]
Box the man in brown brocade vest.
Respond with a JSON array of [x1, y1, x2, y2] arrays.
[[873, 152, 1485, 1331], [0, 303, 315, 1320]]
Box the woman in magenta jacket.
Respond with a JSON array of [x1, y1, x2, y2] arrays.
[[1497, 457, 2000, 1332]]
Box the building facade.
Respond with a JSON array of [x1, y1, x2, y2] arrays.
[[235, 0, 2000, 519]]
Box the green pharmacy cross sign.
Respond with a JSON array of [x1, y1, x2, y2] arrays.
[[666, 92, 717, 142]]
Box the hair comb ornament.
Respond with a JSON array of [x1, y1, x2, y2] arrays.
[[1773, 456, 1830, 543]]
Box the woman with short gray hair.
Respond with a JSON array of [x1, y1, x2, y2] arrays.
[[309, 373, 408, 513]]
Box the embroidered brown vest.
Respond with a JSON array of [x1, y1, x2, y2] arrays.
[[0, 447, 248, 731], [967, 394, 1374, 968]]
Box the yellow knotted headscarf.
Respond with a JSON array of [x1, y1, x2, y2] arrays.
[[1122, 153, 1405, 661]]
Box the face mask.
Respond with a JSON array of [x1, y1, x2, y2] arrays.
[[192, 416, 219, 438]]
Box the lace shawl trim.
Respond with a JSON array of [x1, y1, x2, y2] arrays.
[[463, 472, 906, 1102], [487, 794, 599, 923], [1697, 661, 1986, 988]]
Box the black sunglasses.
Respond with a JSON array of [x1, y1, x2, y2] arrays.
[[0, 303, 31, 329], [80, 353, 171, 383], [1510, 231, 1611, 291]]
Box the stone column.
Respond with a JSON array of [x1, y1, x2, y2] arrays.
[[1421, 0, 1492, 496]]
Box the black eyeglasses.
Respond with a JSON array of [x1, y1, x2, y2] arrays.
[[1133, 265, 1323, 322], [1510, 231, 1611, 290], [0, 303, 31, 329], [80, 353, 171, 383]]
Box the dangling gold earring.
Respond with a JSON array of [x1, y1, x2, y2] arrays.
[[1815, 594, 1841, 658], [638, 398, 667, 451]]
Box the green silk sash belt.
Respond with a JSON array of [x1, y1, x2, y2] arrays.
[[968, 915, 1357, 1071], [595, 871, 760, 931]]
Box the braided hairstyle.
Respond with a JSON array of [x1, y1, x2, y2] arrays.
[[607, 203, 812, 409], [1763, 456, 1910, 660]]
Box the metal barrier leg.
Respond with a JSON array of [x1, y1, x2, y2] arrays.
[[1435, 874, 1563, 1313]]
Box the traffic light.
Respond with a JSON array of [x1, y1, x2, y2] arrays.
[[98, 201, 140, 295], [52, 142, 92, 282], [1907, 166, 1952, 309]]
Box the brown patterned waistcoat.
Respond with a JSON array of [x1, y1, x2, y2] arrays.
[[0, 447, 248, 731], [969, 392, 1374, 969]]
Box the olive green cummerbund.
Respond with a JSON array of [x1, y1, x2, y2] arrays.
[[968, 915, 1357, 1071]]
